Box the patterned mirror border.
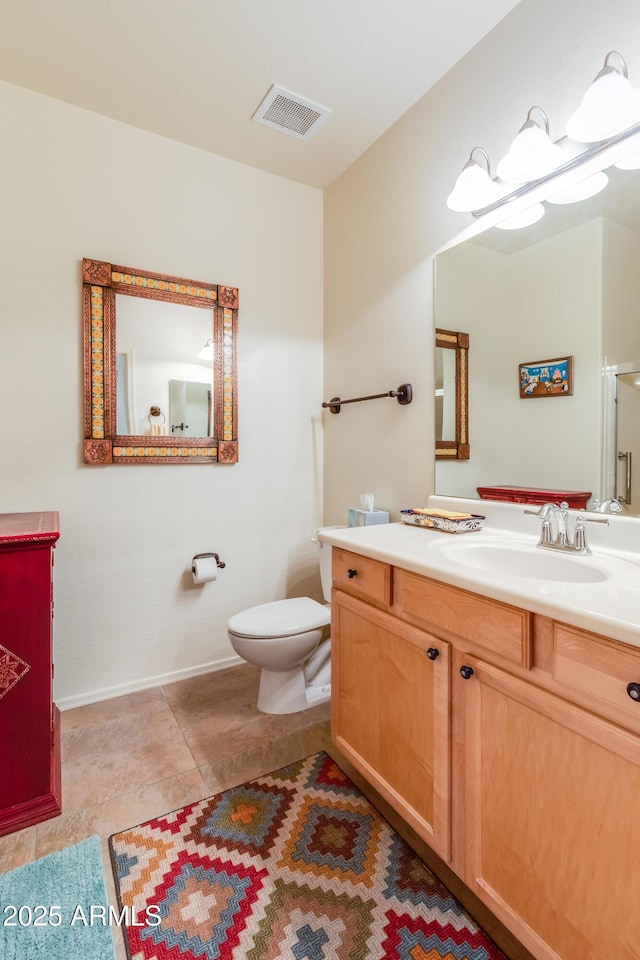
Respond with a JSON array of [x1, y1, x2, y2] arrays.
[[82, 259, 238, 464], [435, 328, 469, 461]]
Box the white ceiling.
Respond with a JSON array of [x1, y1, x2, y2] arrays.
[[0, 0, 522, 189]]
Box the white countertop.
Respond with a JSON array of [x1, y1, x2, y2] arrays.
[[319, 499, 640, 649]]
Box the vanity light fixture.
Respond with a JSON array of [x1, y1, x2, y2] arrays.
[[445, 147, 505, 212], [546, 170, 608, 204], [566, 51, 640, 143], [447, 51, 640, 228], [615, 148, 640, 170], [198, 338, 214, 361], [496, 107, 563, 183], [494, 202, 545, 230]]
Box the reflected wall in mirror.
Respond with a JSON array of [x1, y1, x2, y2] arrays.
[[434, 164, 640, 513], [435, 328, 469, 460], [82, 259, 238, 464]]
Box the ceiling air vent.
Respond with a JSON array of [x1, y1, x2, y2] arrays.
[[252, 84, 332, 141]]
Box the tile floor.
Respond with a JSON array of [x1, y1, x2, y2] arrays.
[[0, 662, 532, 960], [0, 663, 331, 960]]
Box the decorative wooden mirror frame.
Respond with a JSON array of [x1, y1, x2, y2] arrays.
[[435, 328, 469, 461], [82, 259, 238, 464]]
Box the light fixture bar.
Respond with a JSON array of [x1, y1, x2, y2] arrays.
[[470, 118, 640, 217]]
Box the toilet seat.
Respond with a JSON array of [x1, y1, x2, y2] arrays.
[[228, 597, 330, 639]]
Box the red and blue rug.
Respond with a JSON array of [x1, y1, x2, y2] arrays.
[[109, 751, 505, 959]]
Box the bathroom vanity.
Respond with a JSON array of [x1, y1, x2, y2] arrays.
[[321, 504, 640, 960], [0, 512, 61, 835]]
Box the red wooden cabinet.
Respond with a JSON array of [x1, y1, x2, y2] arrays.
[[0, 512, 61, 836], [476, 486, 591, 510]]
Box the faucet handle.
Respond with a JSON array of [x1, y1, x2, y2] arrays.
[[573, 517, 589, 553], [539, 517, 554, 544]]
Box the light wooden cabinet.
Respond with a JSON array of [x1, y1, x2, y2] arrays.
[[332, 589, 451, 861], [332, 551, 640, 960], [461, 656, 640, 960]]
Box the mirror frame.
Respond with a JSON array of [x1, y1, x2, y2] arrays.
[[82, 258, 238, 465], [435, 328, 469, 460]]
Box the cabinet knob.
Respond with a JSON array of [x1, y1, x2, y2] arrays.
[[426, 647, 440, 660], [347, 568, 357, 579], [460, 665, 474, 680], [627, 682, 640, 702]]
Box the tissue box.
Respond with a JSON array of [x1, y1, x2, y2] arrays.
[[347, 508, 389, 527]]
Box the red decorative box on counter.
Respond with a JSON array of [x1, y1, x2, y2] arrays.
[[0, 512, 61, 836]]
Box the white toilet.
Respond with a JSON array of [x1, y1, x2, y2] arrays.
[[227, 527, 340, 714]]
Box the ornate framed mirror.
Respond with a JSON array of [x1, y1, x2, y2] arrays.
[[82, 259, 238, 464], [435, 328, 469, 460]]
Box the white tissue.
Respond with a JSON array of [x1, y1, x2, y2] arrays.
[[191, 556, 218, 584], [360, 493, 374, 512]]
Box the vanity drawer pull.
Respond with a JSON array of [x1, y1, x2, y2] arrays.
[[627, 682, 640, 702], [347, 568, 357, 579], [426, 647, 440, 660], [460, 665, 474, 680]]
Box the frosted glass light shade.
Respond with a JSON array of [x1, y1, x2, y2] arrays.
[[198, 339, 214, 360], [547, 171, 608, 204], [446, 162, 503, 212], [615, 151, 640, 170], [566, 70, 640, 142], [494, 203, 545, 231], [496, 124, 564, 183]]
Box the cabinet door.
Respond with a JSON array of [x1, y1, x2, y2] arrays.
[[0, 544, 53, 809], [460, 656, 640, 960], [332, 590, 451, 860]]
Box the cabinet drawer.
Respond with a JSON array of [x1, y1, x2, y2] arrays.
[[332, 548, 391, 607], [394, 570, 531, 668], [553, 624, 640, 721]]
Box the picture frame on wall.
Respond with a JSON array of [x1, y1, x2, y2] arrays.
[[518, 356, 573, 398]]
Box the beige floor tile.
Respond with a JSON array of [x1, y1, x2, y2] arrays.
[[164, 663, 331, 766], [198, 719, 331, 795], [60, 698, 197, 813], [0, 823, 37, 875], [61, 685, 166, 732], [161, 663, 261, 719], [35, 767, 208, 859]]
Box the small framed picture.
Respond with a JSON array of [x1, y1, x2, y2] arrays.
[[518, 356, 573, 398]]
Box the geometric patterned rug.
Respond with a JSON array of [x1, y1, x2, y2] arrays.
[[109, 752, 506, 959]]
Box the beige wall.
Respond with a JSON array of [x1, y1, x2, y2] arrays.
[[323, 0, 640, 522], [0, 80, 323, 707], [603, 218, 640, 366]]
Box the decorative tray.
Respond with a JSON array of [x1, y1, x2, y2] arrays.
[[401, 509, 485, 534]]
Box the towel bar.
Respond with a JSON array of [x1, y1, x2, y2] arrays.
[[322, 383, 412, 414]]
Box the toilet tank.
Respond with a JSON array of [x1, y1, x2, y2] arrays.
[[317, 525, 345, 603]]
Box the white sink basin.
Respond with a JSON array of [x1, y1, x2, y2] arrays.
[[434, 540, 609, 583]]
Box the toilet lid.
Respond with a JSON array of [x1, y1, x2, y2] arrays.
[[228, 597, 330, 639]]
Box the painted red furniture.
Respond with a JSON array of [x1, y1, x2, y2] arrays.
[[0, 512, 61, 836], [477, 485, 591, 509]]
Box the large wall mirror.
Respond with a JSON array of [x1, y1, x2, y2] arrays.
[[434, 163, 640, 514], [82, 259, 238, 464]]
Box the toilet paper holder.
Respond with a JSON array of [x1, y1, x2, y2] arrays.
[[192, 552, 226, 570]]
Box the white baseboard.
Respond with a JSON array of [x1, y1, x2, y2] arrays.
[[56, 654, 244, 711]]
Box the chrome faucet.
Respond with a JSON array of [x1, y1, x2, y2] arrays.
[[591, 498, 623, 514], [525, 501, 608, 555]]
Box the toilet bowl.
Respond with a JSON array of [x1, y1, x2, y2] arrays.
[[227, 527, 342, 714]]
